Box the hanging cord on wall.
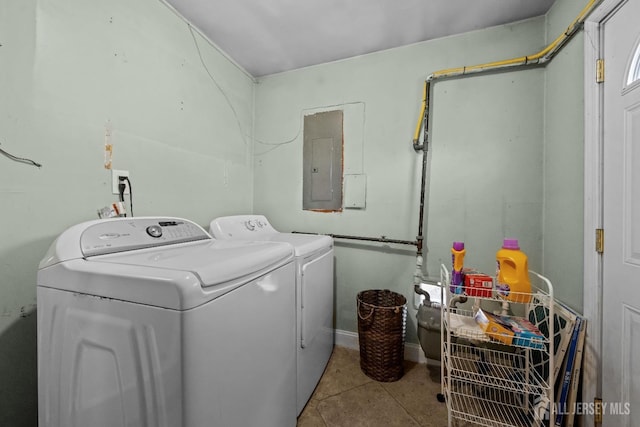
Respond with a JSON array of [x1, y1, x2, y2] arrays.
[[118, 180, 126, 203], [118, 176, 134, 217], [0, 142, 42, 168], [187, 24, 248, 147], [186, 20, 367, 158], [255, 101, 367, 156], [124, 176, 134, 217]]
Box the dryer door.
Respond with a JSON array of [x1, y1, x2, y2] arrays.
[[297, 249, 335, 415], [300, 249, 334, 349]]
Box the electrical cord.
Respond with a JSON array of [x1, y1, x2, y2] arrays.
[[118, 182, 126, 203], [188, 24, 247, 147], [0, 143, 42, 168], [124, 176, 134, 217], [118, 177, 134, 217]]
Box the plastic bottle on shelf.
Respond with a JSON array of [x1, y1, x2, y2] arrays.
[[450, 242, 466, 294], [496, 238, 531, 303]]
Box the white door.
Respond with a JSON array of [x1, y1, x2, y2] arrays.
[[602, 0, 640, 424]]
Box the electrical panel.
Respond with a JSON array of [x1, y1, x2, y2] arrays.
[[303, 111, 343, 211]]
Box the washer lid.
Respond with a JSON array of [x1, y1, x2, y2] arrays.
[[38, 239, 293, 310], [38, 217, 294, 309], [92, 239, 293, 287]]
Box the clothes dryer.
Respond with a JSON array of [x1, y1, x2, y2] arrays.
[[37, 217, 296, 427], [209, 215, 334, 415]]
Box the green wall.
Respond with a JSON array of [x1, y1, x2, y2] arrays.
[[0, 0, 254, 425], [253, 17, 549, 342], [543, 0, 586, 312], [0, 0, 588, 425]]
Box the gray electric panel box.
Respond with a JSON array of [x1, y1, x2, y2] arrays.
[[303, 111, 343, 211]]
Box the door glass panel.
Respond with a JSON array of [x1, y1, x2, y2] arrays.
[[628, 40, 640, 86]]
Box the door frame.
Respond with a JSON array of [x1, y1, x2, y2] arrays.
[[583, 0, 627, 423]]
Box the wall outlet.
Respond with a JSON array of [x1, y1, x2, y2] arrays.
[[111, 169, 130, 195]]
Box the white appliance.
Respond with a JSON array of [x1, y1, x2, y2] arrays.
[[37, 217, 297, 427], [209, 215, 334, 415]]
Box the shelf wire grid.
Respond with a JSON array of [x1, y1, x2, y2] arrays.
[[448, 382, 547, 427], [440, 265, 554, 427], [444, 342, 549, 394]]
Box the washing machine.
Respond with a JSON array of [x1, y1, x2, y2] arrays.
[[209, 215, 334, 415], [37, 217, 297, 427]]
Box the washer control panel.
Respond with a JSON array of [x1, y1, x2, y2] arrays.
[[81, 218, 211, 257]]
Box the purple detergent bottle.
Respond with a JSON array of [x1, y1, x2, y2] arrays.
[[450, 242, 466, 294]]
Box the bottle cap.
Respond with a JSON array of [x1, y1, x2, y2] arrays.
[[453, 241, 465, 251], [502, 238, 520, 250]]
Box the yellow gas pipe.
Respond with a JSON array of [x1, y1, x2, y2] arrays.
[[413, 0, 602, 149], [411, 0, 602, 297]]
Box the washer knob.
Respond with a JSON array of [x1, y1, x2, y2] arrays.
[[245, 220, 256, 231], [146, 225, 163, 238]]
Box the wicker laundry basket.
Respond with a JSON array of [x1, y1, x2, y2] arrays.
[[357, 289, 407, 382]]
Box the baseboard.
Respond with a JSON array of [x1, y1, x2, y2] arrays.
[[334, 328, 439, 366]]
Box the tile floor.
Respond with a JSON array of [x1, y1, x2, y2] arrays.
[[297, 346, 449, 427]]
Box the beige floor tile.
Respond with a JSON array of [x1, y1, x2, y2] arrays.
[[316, 381, 420, 427], [298, 346, 449, 427], [311, 346, 373, 400], [380, 362, 448, 427], [297, 398, 327, 427]]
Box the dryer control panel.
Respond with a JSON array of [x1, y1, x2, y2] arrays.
[[80, 217, 211, 257], [209, 215, 278, 239]]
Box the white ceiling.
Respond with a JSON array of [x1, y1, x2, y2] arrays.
[[164, 0, 556, 77]]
